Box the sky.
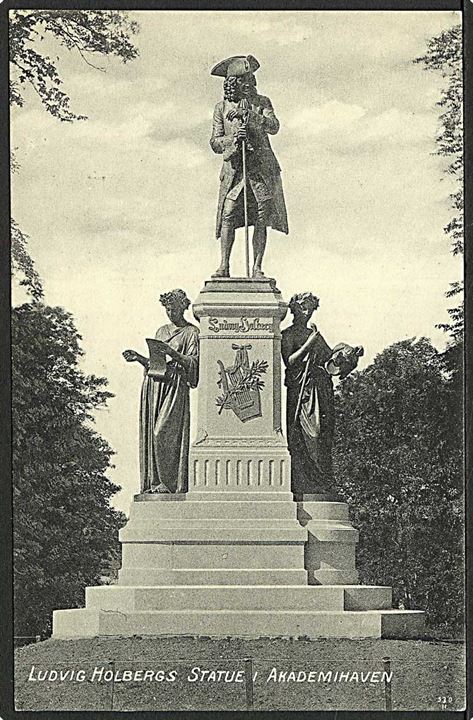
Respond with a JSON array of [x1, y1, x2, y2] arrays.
[[11, 10, 462, 513]]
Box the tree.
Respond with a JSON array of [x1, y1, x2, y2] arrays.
[[416, 24, 463, 342], [10, 10, 139, 121], [10, 10, 139, 299], [333, 338, 463, 632], [10, 12, 140, 637], [11, 220, 44, 303], [12, 303, 126, 637]]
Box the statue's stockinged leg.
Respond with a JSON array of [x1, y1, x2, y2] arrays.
[[213, 199, 236, 278], [252, 198, 271, 278], [252, 225, 267, 278]]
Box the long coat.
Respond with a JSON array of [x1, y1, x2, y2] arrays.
[[210, 94, 289, 238]]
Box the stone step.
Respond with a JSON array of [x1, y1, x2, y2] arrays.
[[86, 585, 342, 612], [306, 524, 359, 543], [310, 569, 360, 585], [297, 502, 350, 522], [85, 584, 393, 613], [117, 568, 309, 586], [135, 492, 295, 503], [52, 607, 425, 640], [129, 500, 297, 520], [121, 541, 305, 570], [120, 525, 308, 543], [124, 520, 302, 532]]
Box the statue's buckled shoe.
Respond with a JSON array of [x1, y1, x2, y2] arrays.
[[212, 267, 230, 278]]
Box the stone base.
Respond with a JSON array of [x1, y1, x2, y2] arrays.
[[52, 493, 425, 640], [53, 605, 424, 640], [84, 583, 393, 612], [53, 581, 423, 640], [297, 496, 360, 585], [117, 491, 307, 574]]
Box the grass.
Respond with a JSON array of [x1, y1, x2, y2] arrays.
[[15, 634, 465, 712]]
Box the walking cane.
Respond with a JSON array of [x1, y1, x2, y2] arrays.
[[242, 138, 250, 278], [238, 97, 250, 278]]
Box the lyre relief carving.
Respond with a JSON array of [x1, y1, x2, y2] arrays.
[[216, 344, 268, 422]]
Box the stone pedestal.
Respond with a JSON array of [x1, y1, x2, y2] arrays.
[[52, 278, 425, 641], [189, 277, 290, 493]]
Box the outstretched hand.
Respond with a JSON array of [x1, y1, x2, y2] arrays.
[[123, 349, 138, 362]]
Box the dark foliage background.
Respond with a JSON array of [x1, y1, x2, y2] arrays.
[[10, 10, 139, 639], [331, 22, 464, 637], [416, 23, 463, 340], [333, 338, 463, 632], [12, 304, 126, 637]]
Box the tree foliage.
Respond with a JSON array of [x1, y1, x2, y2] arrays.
[[10, 10, 139, 300], [10, 9, 139, 122], [11, 220, 44, 302], [416, 24, 463, 341], [10, 11, 139, 637], [333, 338, 463, 632], [12, 303, 126, 637]]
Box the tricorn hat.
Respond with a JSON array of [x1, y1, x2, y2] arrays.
[[211, 55, 260, 78]]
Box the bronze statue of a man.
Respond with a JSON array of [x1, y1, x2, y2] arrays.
[[210, 54, 288, 278]]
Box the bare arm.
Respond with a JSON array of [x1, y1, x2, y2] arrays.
[[283, 325, 320, 367], [122, 349, 149, 368]]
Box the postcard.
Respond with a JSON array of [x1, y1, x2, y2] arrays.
[[6, 5, 467, 715]]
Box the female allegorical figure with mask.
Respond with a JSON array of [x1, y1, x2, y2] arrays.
[[123, 289, 199, 494], [282, 292, 363, 499]]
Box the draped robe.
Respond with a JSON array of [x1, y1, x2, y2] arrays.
[[139, 322, 199, 493], [281, 325, 336, 497]]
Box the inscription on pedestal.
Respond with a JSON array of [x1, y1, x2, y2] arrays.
[[207, 316, 274, 334]]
